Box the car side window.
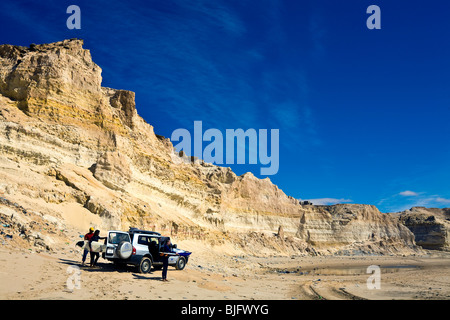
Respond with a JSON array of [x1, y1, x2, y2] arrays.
[[150, 237, 159, 244], [138, 235, 149, 245]]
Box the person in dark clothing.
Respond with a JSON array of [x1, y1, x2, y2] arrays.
[[81, 227, 94, 266], [89, 230, 106, 267], [160, 239, 177, 281], [148, 240, 159, 259]]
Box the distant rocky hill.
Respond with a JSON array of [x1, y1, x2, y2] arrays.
[[0, 39, 432, 255], [390, 207, 450, 251]]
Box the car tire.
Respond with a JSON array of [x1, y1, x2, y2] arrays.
[[116, 241, 133, 259], [175, 256, 186, 270], [138, 257, 152, 274]]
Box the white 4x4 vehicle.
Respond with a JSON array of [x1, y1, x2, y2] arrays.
[[103, 228, 191, 273]]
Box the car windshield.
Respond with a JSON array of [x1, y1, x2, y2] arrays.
[[108, 232, 130, 244]]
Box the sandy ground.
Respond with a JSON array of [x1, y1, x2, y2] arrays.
[[1, 170, 448, 301], [0, 239, 449, 300]]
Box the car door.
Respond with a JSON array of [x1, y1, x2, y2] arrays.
[[105, 231, 131, 259], [136, 235, 151, 256], [148, 236, 161, 263]]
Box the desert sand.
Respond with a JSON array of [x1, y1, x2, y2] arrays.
[[1, 238, 449, 300]]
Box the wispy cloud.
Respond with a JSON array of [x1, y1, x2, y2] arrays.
[[378, 191, 450, 212], [0, 1, 68, 43], [308, 11, 327, 58], [2, 0, 322, 149], [103, 1, 322, 148], [399, 190, 420, 197], [406, 195, 450, 208], [436, 197, 450, 204]]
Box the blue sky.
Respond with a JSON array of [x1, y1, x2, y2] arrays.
[[0, 0, 449, 212]]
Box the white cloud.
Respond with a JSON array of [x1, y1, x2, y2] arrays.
[[435, 197, 450, 204], [399, 190, 419, 197], [301, 198, 353, 205], [380, 192, 450, 213]]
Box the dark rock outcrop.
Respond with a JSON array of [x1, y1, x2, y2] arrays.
[[394, 207, 450, 250]]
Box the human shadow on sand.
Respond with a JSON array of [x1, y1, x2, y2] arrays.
[[131, 274, 164, 281]]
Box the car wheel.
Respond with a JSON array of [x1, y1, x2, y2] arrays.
[[116, 241, 133, 259], [175, 256, 186, 270], [138, 257, 152, 274]]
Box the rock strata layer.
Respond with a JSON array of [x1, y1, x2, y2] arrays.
[[391, 207, 450, 251], [0, 39, 425, 255]]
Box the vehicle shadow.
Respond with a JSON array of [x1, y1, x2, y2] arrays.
[[58, 258, 134, 273], [58, 258, 166, 279]]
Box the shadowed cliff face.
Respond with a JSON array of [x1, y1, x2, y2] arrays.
[[0, 39, 422, 255], [393, 207, 450, 251]]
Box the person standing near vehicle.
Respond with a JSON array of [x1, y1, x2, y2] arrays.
[[161, 239, 177, 281], [81, 227, 94, 266], [89, 230, 106, 267]]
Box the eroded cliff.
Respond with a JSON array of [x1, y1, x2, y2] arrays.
[[0, 39, 422, 255], [391, 207, 450, 251]]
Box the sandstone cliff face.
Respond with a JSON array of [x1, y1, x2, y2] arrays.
[[297, 204, 417, 255], [0, 40, 102, 119], [392, 207, 450, 251], [0, 39, 421, 255]]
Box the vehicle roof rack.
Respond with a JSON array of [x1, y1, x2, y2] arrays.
[[128, 227, 161, 236]]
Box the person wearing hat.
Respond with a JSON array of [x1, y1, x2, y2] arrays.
[[89, 230, 106, 268], [81, 227, 95, 266]]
